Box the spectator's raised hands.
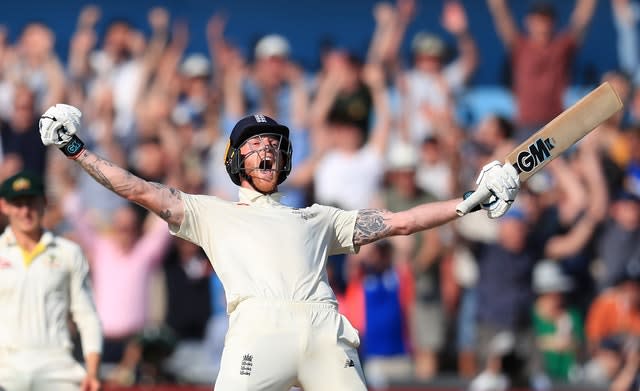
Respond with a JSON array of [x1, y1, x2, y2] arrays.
[[396, 0, 416, 24], [362, 62, 386, 91], [0, 25, 11, 65], [612, 0, 632, 21], [207, 12, 227, 41], [373, 2, 396, 27], [70, 29, 96, 58], [148, 6, 170, 32], [442, 0, 469, 36], [77, 5, 100, 29]]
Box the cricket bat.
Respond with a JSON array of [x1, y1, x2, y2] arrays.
[[456, 81, 623, 216]]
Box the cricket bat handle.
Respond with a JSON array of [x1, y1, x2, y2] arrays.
[[455, 187, 492, 216]]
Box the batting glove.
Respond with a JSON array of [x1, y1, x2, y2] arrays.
[[39, 104, 86, 158], [475, 160, 520, 219]]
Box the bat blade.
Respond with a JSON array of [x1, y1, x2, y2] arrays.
[[456, 82, 623, 216]]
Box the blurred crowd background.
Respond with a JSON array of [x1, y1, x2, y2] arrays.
[[4, 0, 640, 390]]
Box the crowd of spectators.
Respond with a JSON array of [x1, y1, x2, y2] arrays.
[[3, 0, 640, 390]]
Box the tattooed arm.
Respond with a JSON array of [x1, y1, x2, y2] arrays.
[[353, 199, 460, 246], [75, 149, 185, 228]]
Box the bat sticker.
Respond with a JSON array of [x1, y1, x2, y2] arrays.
[[512, 137, 555, 174]]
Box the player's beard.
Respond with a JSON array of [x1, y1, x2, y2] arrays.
[[246, 159, 279, 194], [241, 146, 282, 194]]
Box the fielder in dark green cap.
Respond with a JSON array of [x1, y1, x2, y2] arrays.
[[0, 170, 45, 200], [0, 169, 103, 391]]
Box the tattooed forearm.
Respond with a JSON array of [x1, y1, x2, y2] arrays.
[[82, 155, 116, 192], [79, 153, 138, 196], [353, 209, 393, 246], [75, 149, 185, 226]]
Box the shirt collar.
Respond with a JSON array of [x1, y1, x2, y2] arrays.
[[2, 226, 54, 247], [238, 187, 284, 205]]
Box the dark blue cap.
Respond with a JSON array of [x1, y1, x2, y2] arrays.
[[615, 189, 640, 203]]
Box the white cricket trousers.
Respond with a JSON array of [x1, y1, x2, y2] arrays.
[[214, 298, 367, 391], [0, 348, 85, 391]]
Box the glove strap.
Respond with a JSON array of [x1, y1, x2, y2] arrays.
[[60, 135, 86, 160]]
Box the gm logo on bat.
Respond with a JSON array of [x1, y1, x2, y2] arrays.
[[512, 137, 556, 174]]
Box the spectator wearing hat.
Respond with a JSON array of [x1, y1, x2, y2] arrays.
[[174, 53, 213, 129], [376, 141, 449, 380], [241, 33, 309, 130], [487, 0, 596, 139], [400, 0, 477, 144], [0, 171, 102, 391], [214, 28, 312, 207], [531, 260, 584, 382]]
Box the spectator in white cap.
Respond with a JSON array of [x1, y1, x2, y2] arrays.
[[254, 34, 290, 60], [531, 260, 584, 384], [216, 30, 311, 207], [172, 53, 218, 171], [378, 141, 447, 380], [245, 33, 305, 124], [399, 1, 478, 143], [175, 53, 212, 127]]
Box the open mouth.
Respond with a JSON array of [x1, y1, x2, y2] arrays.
[[259, 159, 274, 170]]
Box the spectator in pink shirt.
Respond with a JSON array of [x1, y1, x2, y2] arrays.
[[63, 195, 172, 382]]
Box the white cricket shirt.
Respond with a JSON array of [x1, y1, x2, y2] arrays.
[[170, 187, 359, 313], [0, 228, 102, 355]]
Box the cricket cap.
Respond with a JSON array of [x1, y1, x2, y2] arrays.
[[0, 171, 45, 200]]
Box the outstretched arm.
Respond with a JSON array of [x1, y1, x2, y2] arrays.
[[39, 104, 185, 229], [74, 149, 185, 228], [352, 160, 522, 246], [352, 200, 460, 246]]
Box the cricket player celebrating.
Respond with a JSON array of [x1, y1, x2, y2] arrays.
[[0, 170, 102, 391], [39, 104, 519, 390]]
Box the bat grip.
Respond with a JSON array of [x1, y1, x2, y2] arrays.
[[456, 187, 492, 216]]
